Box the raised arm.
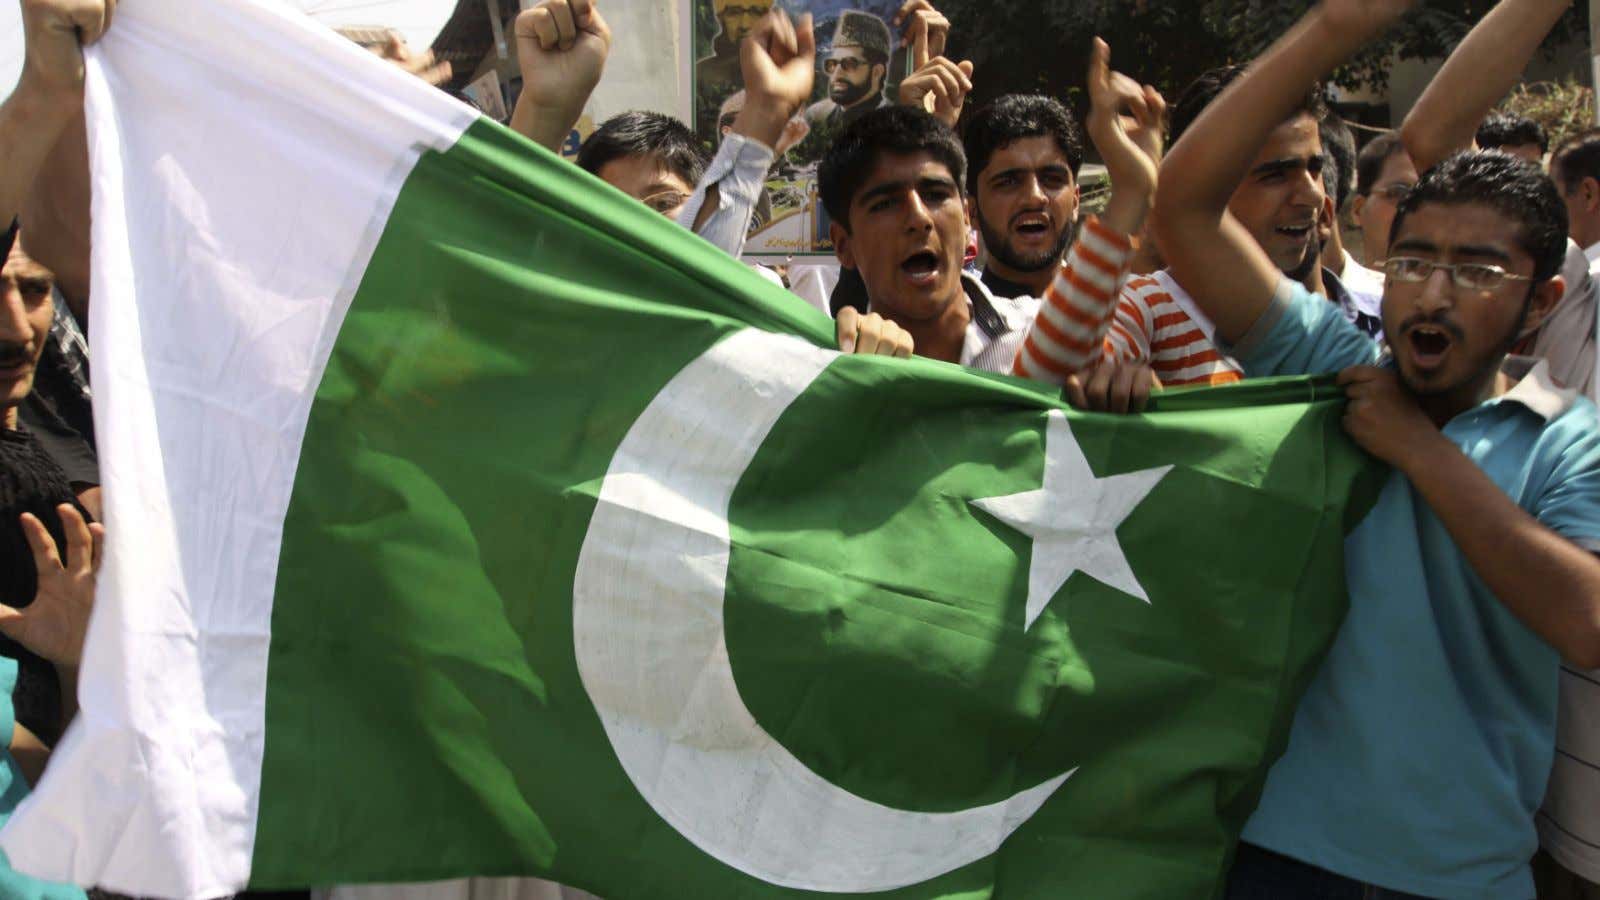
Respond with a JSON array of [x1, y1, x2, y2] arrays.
[[1013, 39, 1163, 386], [509, 0, 612, 153], [682, 9, 815, 247], [1153, 0, 1414, 347], [1, 0, 113, 230], [1399, 0, 1572, 172], [894, 1, 973, 130]]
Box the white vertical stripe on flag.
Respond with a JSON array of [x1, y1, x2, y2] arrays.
[[0, 0, 476, 895]]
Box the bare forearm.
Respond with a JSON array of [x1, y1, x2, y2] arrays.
[[0, 75, 78, 229], [1401, 431, 1600, 668], [1159, 11, 1356, 223], [728, 104, 790, 159], [1400, 0, 1571, 171], [1155, 9, 1375, 344], [509, 95, 581, 154]]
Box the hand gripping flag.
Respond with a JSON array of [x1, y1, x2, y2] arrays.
[[0, 1, 1383, 897]]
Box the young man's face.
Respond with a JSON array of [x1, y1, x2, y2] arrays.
[[1552, 160, 1600, 250], [825, 49, 883, 107], [715, 0, 773, 45], [597, 155, 695, 219], [1353, 149, 1419, 262], [832, 151, 967, 322], [972, 135, 1080, 277], [1381, 201, 1561, 400], [1227, 113, 1326, 283], [0, 240, 55, 422]]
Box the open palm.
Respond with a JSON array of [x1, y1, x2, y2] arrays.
[[0, 504, 103, 668]]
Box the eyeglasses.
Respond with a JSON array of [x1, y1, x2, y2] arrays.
[[1372, 182, 1415, 203], [641, 191, 690, 215], [1379, 256, 1533, 291], [823, 57, 867, 75], [719, 5, 769, 17]]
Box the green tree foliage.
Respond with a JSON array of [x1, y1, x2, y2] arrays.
[[938, 0, 1587, 116], [1499, 78, 1598, 150]]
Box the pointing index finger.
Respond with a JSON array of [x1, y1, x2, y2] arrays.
[[911, 17, 929, 71]]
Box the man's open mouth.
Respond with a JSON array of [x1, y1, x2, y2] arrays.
[[901, 251, 941, 286], [1013, 214, 1052, 239], [1275, 223, 1314, 241], [1405, 324, 1455, 370]]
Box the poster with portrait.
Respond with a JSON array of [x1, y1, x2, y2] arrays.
[[689, 0, 911, 260]]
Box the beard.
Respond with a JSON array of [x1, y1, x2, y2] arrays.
[[1283, 230, 1322, 284], [977, 210, 1074, 275], [1392, 301, 1524, 400], [830, 76, 875, 107]]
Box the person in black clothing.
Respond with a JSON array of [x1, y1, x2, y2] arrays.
[[961, 95, 1085, 300], [0, 228, 96, 751]]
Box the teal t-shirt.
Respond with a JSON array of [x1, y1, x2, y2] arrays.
[[0, 656, 86, 900], [1229, 279, 1600, 900]]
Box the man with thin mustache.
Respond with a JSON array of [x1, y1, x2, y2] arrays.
[[0, 2, 118, 898], [1154, 1, 1600, 896]]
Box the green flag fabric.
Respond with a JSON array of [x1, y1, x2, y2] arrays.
[[0, 1, 1381, 898]]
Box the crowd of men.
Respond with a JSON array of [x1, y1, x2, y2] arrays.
[[3, 0, 1600, 897]]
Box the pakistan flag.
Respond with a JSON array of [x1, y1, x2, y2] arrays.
[[0, 1, 1381, 898]]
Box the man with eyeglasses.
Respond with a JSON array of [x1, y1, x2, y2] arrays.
[[1351, 131, 1419, 269], [1155, 2, 1600, 898], [805, 12, 894, 133], [1087, 62, 1385, 391]]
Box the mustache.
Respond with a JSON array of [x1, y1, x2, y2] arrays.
[[0, 342, 30, 367], [1396, 312, 1466, 342]]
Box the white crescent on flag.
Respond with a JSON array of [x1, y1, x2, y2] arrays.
[[572, 328, 1075, 893]]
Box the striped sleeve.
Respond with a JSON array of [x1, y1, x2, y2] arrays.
[[1011, 216, 1134, 384], [1105, 277, 1159, 364]]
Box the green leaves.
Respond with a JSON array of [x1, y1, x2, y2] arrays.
[[938, 0, 1587, 111]]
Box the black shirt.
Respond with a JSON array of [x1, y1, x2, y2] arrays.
[[0, 425, 81, 745]]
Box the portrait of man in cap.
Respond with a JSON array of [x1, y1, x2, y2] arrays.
[[805, 11, 894, 131]]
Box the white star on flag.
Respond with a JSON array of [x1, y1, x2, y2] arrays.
[[972, 410, 1173, 631]]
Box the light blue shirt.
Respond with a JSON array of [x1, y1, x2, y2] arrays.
[[0, 657, 85, 899], [1228, 279, 1600, 900]]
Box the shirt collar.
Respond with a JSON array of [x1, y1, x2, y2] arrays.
[[959, 272, 1018, 366], [1495, 356, 1579, 421], [979, 266, 1036, 301], [1585, 242, 1600, 265], [1338, 248, 1359, 279]]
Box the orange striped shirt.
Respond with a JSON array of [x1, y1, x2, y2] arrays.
[[1105, 272, 1243, 387], [1011, 216, 1134, 384]]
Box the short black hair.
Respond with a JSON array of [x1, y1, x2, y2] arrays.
[[819, 105, 967, 231], [1550, 128, 1600, 193], [1319, 113, 1357, 212], [576, 111, 710, 187], [1475, 113, 1548, 156], [1355, 130, 1407, 197], [1389, 150, 1568, 281], [1169, 65, 1328, 148], [961, 94, 1085, 195]]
